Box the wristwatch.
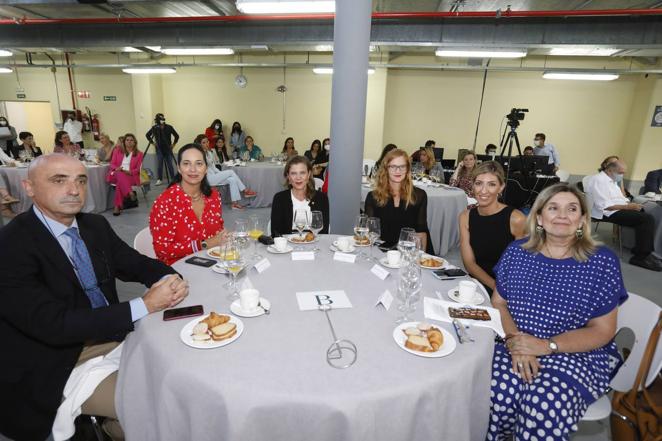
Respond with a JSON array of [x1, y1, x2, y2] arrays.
[[548, 338, 559, 354], [201, 240, 208, 250]]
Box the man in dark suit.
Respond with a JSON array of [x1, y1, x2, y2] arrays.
[[644, 168, 662, 194], [0, 154, 189, 441]]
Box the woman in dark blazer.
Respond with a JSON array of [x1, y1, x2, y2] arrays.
[[271, 155, 329, 237]]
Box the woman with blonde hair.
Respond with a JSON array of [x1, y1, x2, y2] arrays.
[[96, 132, 114, 162], [364, 148, 431, 253], [414, 147, 436, 175], [106, 133, 144, 216], [487, 183, 627, 441], [449, 150, 477, 196]]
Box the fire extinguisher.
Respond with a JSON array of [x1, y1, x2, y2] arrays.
[[92, 114, 100, 141]]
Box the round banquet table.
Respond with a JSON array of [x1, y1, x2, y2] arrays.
[[0, 163, 111, 214], [221, 161, 286, 208], [361, 184, 468, 256], [116, 235, 494, 441]]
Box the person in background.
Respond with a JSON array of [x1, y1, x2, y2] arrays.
[[411, 140, 436, 162], [0, 116, 19, 159], [304, 139, 328, 178], [533, 132, 560, 172], [270, 155, 329, 237], [643, 167, 662, 194], [282, 137, 299, 159], [371, 143, 398, 178], [150, 143, 229, 265], [523, 146, 534, 156], [594, 155, 630, 199], [145, 113, 179, 186], [53, 130, 82, 157], [364, 148, 431, 253], [487, 183, 627, 441], [587, 159, 660, 271], [205, 118, 223, 146], [485, 143, 498, 156], [229, 121, 246, 155], [107, 133, 144, 216], [214, 135, 231, 163], [239, 136, 263, 161], [193, 134, 256, 210], [458, 161, 526, 295], [449, 150, 477, 197], [322, 137, 330, 152], [17, 131, 43, 160], [414, 147, 436, 175], [63, 112, 84, 148], [96, 132, 115, 163]]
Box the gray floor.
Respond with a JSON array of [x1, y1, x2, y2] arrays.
[[105, 187, 659, 441]]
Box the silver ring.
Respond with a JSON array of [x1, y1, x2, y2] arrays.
[[517, 362, 524, 368]]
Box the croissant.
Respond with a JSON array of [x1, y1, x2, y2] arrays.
[[427, 328, 444, 351]]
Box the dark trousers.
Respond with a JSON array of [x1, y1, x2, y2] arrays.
[[605, 210, 655, 257], [156, 144, 176, 181]]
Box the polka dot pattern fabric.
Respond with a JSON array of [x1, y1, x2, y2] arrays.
[[487, 239, 628, 441]]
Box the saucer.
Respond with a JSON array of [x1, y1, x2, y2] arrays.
[[379, 256, 402, 269], [267, 245, 293, 254], [330, 241, 356, 253], [447, 287, 485, 305], [230, 298, 271, 317]]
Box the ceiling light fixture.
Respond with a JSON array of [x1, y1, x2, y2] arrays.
[[435, 49, 527, 58], [549, 48, 620, 56], [121, 47, 142, 53], [0, 67, 12, 73], [0, 50, 12, 57], [315, 44, 334, 52], [122, 67, 176, 74], [313, 67, 375, 75], [162, 48, 234, 56], [542, 71, 619, 81], [237, 0, 335, 14]]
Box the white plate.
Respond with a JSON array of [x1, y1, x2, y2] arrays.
[[206, 247, 224, 259], [330, 241, 357, 253], [267, 244, 293, 254], [285, 234, 319, 244], [392, 322, 456, 358], [447, 287, 485, 305], [211, 264, 228, 274], [180, 314, 244, 349], [230, 298, 270, 317], [379, 256, 402, 269], [418, 254, 446, 270]]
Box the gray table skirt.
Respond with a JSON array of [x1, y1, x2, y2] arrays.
[[0, 164, 111, 214], [117, 235, 493, 441], [361, 185, 468, 256], [221, 161, 286, 208]]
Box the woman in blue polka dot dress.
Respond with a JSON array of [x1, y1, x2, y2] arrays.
[[487, 183, 628, 441]]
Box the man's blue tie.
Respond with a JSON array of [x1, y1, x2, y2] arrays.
[[63, 227, 108, 308]]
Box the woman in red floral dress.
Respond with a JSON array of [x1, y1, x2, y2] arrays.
[[150, 143, 229, 265]]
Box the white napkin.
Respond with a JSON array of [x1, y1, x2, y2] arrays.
[[52, 342, 123, 441], [423, 297, 505, 337]]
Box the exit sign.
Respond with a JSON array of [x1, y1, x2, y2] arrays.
[[103, 96, 117, 102], [16, 93, 26, 99]]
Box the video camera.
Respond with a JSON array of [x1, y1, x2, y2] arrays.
[[506, 108, 528, 128]]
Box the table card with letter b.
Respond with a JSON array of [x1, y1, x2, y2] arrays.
[[296, 290, 352, 311]]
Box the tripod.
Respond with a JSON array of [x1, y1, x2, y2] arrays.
[[498, 120, 526, 201]]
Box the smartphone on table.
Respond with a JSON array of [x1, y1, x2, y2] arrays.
[[432, 268, 467, 280], [163, 305, 204, 321]]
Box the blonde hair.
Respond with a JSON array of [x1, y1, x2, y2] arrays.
[[372, 149, 417, 207], [471, 160, 505, 184], [522, 183, 598, 262], [421, 147, 435, 171]]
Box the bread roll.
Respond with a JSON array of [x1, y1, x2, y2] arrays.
[[404, 327, 422, 337], [427, 328, 444, 351], [203, 312, 230, 328], [405, 335, 433, 352]]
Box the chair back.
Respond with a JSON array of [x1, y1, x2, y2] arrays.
[[314, 178, 324, 190], [133, 227, 156, 258], [611, 293, 662, 392], [555, 169, 570, 182]]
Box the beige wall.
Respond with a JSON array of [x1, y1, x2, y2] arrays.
[[624, 76, 662, 181], [4, 101, 56, 153]]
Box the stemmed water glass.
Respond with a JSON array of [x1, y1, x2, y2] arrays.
[[234, 219, 249, 250], [395, 261, 422, 324], [219, 241, 245, 300], [353, 215, 369, 258], [294, 209, 309, 240], [310, 210, 324, 251], [366, 217, 381, 262], [248, 215, 264, 261]]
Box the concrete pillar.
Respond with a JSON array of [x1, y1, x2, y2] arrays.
[[328, 0, 372, 234]]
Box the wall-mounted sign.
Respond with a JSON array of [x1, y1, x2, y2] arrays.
[[16, 93, 26, 99], [651, 105, 662, 127], [77, 91, 91, 99], [103, 96, 117, 102]]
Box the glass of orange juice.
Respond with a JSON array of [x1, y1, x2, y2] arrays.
[[248, 215, 264, 261]]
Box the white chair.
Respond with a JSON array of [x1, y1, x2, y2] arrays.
[[133, 227, 156, 258], [581, 293, 662, 422], [362, 158, 376, 176], [314, 178, 324, 190], [555, 169, 570, 182]]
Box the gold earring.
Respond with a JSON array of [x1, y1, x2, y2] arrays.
[[576, 228, 584, 239], [535, 225, 544, 234]]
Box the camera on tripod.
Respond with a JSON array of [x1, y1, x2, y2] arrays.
[[506, 108, 528, 126]]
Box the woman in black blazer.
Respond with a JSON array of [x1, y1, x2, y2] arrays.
[[271, 155, 329, 237]]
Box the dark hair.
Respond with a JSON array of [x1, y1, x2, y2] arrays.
[[231, 121, 242, 135], [310, 139, 322, 152], [245, 135, 254, 144], [19, 131, 33, 141], [209, 119, 222, 131], [322, 137, 330, 146], [523, 146, 534, 153], [282, 137, 295, 152], [424, 140, 436, 148], [0, 116, 7, 122], [193, 134, 208, 145], [214, 135, 229, 161], [170, 143, 212, 197], [284, 155, 316, 200], [376, 143, 398, 165], [535, 133, 546, 141], [122, 133, 138, 156], [154, 113, 164, 124], [54, 130, 68, 147], [485, 143, 497, 153]]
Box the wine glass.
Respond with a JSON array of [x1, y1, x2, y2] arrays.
[[366, 217, 381, 262], [248, 215, 264, 261], [395, 261, 422, 324], [353, 215, 368, 258], [234, 219, 249, 250], [309, 210, 324, 251], [397, 227, 416, 254], [219, 241, 245, 300], [293, 209, 310, 249]]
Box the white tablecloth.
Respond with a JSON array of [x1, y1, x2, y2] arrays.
[[116, 235, 493, 441]]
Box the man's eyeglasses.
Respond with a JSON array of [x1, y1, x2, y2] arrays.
[[388, 165, 407, 172]]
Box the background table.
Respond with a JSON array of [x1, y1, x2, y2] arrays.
[[0, 163, 111, 214], [117, 235, 493, 441], [361, 184, 468, 256], [622, 199, 662, 259], [221, 161, 285, 208]]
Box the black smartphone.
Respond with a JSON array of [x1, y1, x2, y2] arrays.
[[185, 256, 217, 268], [432, 268, 468, 279], [258, 235, 274, 246], [163, 305, 204, 321]]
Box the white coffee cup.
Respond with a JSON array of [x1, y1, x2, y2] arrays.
[[274, 237, 288, 252], [337, 236, 352, 252], [239, 288, 260, 311], [458, 280, 478, 302], [386, 250, 401, 266]]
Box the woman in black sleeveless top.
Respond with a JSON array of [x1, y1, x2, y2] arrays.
[[458, 161, 526, 295]]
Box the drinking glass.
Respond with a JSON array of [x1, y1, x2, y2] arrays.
[[395, 261, 422, 324], [397, 227, 416, 254], [248, 215, 264, 261], [310, 210, 324, 251], [294, 209, 309, 249], [353, 214, 368, 258], [234, 219, 249, 250], [366, 217, 381, 262], [219, 241, 245, 300]]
